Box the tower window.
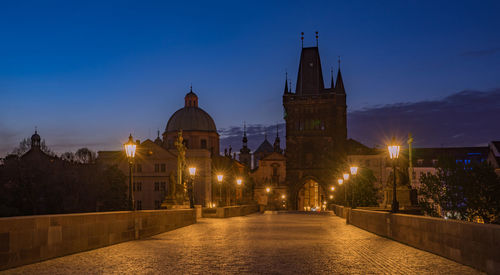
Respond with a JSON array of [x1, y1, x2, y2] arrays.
[[201, 139, 207, 149], [155, 164, 160, 172]]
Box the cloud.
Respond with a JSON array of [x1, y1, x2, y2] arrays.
[[348, 89, 500, 148], [460, 47, 500, 57], [221, 89, 500, 150]]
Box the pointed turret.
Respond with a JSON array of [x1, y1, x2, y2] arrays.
[[154, 129, 162, 145], [273, 124, 282, 153], [330, 67, 334, 89], [335, 68, 345, 93], [283, 72, 289, 94]]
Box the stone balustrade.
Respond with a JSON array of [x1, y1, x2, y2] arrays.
[[333, 205, 500, 274], [0, 209, 196, 271]]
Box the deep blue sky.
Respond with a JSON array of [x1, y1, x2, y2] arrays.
[[1, 0, 500, 156]]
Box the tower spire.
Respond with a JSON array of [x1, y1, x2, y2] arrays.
[[335, 57, 345, 93], [301, 32, 304, 48], [330, 67, 334, 89], [283, 71, 289, 94], [315, 31, 319, 47]]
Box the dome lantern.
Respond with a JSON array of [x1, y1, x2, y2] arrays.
[[184, 86, 198, 108]]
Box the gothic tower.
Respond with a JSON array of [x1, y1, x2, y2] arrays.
[[283, 45, 347, 210]]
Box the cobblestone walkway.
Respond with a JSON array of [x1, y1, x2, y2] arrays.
[[2, 213, 481, 274]]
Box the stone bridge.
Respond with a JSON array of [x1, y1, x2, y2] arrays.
[[2, 213, 483, 274]]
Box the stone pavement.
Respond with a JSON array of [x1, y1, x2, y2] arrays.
[[2, 213, 481, 274]]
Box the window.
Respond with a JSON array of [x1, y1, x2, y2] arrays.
[[201, 139, 207, 149], [160, 163, 166, 172], [155, 200, 161, 209], [136, 200, 142, 210], [168, 139, 174, 148], [160, 181, 166, 191], [417, 159, 424, 166], [136, 182, 142, 191], [154, 182, 160, 191], [364, 159, 370, 167], [432, 159, 438, 166], [155, 164, 160, 172], [136, 164, 142, 173]]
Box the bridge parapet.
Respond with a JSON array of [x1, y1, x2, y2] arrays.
[[333, 206, 500, 274], [0, 209, 196, 271]]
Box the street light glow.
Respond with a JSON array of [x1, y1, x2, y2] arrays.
[[388, 137, 400, 159], [236, 178, 242, 185], [217, 174, 223, 183], [124, 134, 136, 158], [350, 166, 358, 175], [331, 186, 335, 191], [338, 179, 343, 185], [343, 173, 349, 181], [266, 187, 271, 193], [188, 167, 196, 176]]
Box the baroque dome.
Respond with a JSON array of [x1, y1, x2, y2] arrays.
[[165, 90, 217, 133]]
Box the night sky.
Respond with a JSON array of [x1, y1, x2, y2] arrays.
[[1, 0, 500, 156]]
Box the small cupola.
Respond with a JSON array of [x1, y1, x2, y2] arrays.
[[184, 86, 198, 108], [31, 130, 41, 149]]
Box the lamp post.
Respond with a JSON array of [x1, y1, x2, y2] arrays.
[[338, 178, 344, 206], [343, 173, 350, 206], [388, 137, 401, 213], [124, 134, 137, 211], [217, 174, 223, 206], [350, 166, 358, 208], [266, 187, 271, 209], [188, 167, 196, 208], [236, 178, 242, 205]]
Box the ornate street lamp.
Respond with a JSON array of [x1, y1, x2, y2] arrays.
[[338, 178, 346, 206], [343, 173, 350, 206], [236, 178, 242, 205], [388, 137, 401, 213], [217, 174, 223, 206], [266, 187, 271, 209], [188, 167, 196, 208], [124, 134, 136, 210], [350, 166, 359, 208]]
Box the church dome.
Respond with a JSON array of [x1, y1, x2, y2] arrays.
[[165, 89, 217, 133]]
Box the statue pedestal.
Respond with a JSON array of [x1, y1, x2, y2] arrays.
[[160, 196, 190, 209]]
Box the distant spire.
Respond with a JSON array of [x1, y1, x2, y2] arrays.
[[301, 32, 304, 48], [289, 79, 292, 93], [330, 67, 334, 89], [273, 124, 282, 153], [242, 122, 248, 144], [335, 59, 345, 93], [315, 31, 319, 47], [157, 129, 160, 138], [283, 71, 289, 94], [190, 84, 193, 92]]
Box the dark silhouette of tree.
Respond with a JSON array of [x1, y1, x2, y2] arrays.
[[60, 152, 76, 162], [75, 148, 96, 164], [418, 158, 500, 224], [333, 168, 379, 207], [0, 155, 128, 217]]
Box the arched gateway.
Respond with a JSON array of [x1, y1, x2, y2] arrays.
[[296, 178, 327, 211], [283, 43, 348, 210]]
